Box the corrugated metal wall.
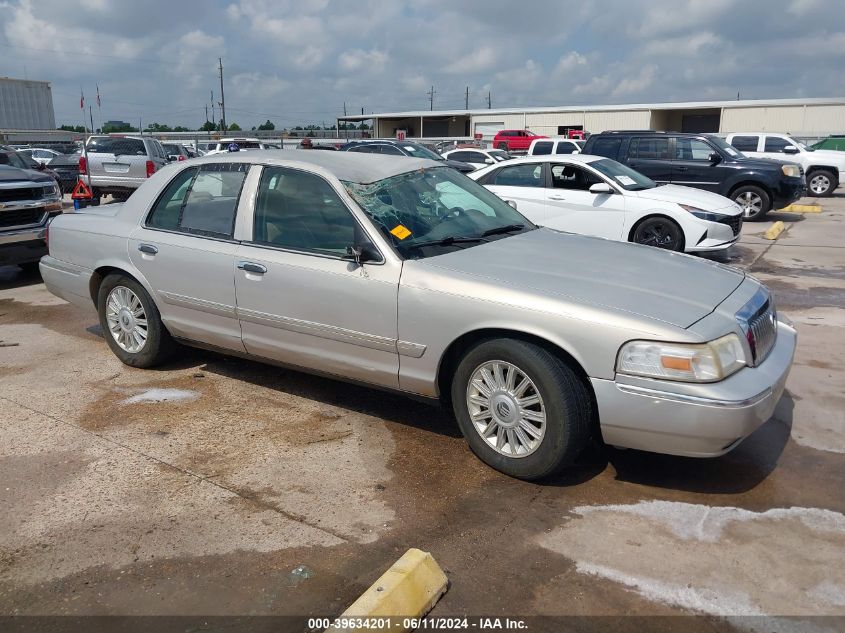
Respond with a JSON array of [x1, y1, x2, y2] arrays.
[[584, 110, 650, 132], [721, 105, 845, 134], [0, 79, 56, 130]]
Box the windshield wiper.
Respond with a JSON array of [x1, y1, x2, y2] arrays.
[[481, 223, 525, 237], [407, 235, 489, 250]]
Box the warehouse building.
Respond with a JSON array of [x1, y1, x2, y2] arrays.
[[337, 97, 845, 140], [0, 77, 56, 130]]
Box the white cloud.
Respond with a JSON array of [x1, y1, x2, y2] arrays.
[[611, 63, 658, 98], [444, 46, 498, 74], [338, 49, 388, 73]]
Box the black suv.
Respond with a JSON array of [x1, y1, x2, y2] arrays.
[[582, 131, 806, 220], [339, 139, 475, 173]]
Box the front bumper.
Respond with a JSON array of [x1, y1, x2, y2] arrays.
[[592, 319, 796, 457], [771, 178, 806, 208], [0, 226, 49, 265]]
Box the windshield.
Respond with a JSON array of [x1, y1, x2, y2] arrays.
[[590, 158, 656, 191], [489, 150, 511, 161], [707, 136, 744, 158], [343, 167, 534, 259], [401, 143, 445, 161]]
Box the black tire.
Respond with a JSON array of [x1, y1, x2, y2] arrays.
[[806, 169, 837, 198], [497, 142, 508, 151], [87, 195, 101, 207], [731, 185, 771, 220], [18, 262, 41, 274], [631, 216, 685, 252], [450, 338, 591, 480], [97, 273, 174, 368]]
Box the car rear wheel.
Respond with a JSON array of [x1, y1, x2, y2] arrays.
[[451, 338, 591, 480], [732, 185, 771, 220], [807, 170, 836, 197], [97, 273, 174, 368], [632, 217, 684, 251]]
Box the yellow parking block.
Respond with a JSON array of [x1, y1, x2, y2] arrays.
[[329, 548, 448, 632], [764, 221, 786, 240], [781, 203, 822, 213]]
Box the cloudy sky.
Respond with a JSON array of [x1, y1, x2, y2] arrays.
[[1, 0, 844, 130]]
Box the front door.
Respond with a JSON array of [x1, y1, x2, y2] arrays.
[[545, 163, 627, 240], [482, 162, 546, 222], [128, 163, 250, 352], [234, 165, 401, 388], [670, 136, 725, 193]]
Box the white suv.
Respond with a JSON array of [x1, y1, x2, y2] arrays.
[[726, 132, 844, 197], [527, 137, 584, 156]]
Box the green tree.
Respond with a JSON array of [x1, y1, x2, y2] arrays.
[[173, 126, 190, 132], [58, 125, 86, 133], [228, 122, 242, 131], [257, 119, 275, 131], [199, 120, 216, 132]]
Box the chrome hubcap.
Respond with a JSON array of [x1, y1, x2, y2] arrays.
[[810, 174, 830, 194], [738, 191, 763, 218], [465, 360, 546, 458], [106, 286, 148, 353]]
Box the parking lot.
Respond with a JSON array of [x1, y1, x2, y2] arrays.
[[1, 193, 844, 629]]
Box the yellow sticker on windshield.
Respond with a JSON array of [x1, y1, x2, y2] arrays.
[[390, 224, 412, 240]]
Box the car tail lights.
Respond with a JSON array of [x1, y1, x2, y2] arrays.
[[146, 160, 155, 177], [78, 155, 87, 175]]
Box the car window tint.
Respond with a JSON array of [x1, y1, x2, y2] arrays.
[[630, 137, 671, 160], [731, 135, 759, 152], [491, 163, 543, 187], [764, 137, 791, 153], [675, 138, 713, 160], [178, 164, 247, 238], [378, 145, 404, 156], [253, 167, 357, 256], [533, 141, 553, 155], [448, 151, 469, 162], [555, 142, 577, 154], [347, 145, 373, 153], [86, 137, 145, 155], [467, 152, 487, 163], [551, 164, 600, 191], [147, 167, 198, 231], [589, 137, 622, 160]]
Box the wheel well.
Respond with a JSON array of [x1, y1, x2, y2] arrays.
[[728, 180, 773, 201], [806, 165, 839, 179], [627, 214, 685, 250], [436, 328, 597, 422], [89, 266, 138, 306]]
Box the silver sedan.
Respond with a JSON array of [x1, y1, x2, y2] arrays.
[[40, 151, 796, 479]]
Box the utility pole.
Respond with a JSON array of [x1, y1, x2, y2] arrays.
[[486, 91, 492, 109], [218, 58, 227, 132], [465, 86, 469, 110], [89, 105, 94, 133], [205, 104, 209, 125], [343, 102, 347, 116], [428, 86, 436, 111], [211, 90, 216, 132]]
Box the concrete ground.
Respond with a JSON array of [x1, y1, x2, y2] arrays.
[[1, 193, 844, 631]]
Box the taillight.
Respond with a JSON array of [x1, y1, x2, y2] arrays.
[[146, 160, 155, 178], [177, 155, 186, 161], [78, 155, 87, 175]]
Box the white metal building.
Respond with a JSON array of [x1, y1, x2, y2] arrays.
[[0, 77, 56, 130], [337, 97, 845, 140]]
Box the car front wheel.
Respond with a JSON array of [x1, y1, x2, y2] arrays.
[[97, 273, 174, 368], [732, 185, 771, 220], [632, 217, 684, 251], [451, 339, 591, 480], [807, 170, 836, 197], [497, 142, 508, 150]]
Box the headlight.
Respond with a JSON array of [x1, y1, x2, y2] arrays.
[[781, 164, 801, 178], [43, 183, 60, 197], [679, 204, 725, 223], [617, 333, 746, 383]]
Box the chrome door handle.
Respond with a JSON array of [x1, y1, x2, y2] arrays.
[[548, 195, 567, 201], [138, 243, 158, 255], [237, 261, 267, 274]]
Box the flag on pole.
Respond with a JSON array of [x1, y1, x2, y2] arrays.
[[96, 84, 101, 108], [80, 88, 84, 109]]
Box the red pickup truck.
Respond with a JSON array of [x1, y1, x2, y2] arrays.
[[493, 129, 548, 152]]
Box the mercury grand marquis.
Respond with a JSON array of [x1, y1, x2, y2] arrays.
[[40, 152, 796, 479]]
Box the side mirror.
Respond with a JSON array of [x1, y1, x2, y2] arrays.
[[709, 152, 722, 163], [344, 244, 380, 265], [783, 145, 799, 154], [589, 182, 614, 194], [506, 199, 518, 210]]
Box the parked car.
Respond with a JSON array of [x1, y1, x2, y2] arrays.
[[204, 138, 267, 155], [79, 135, 170, 204], [725, 132, 844, 197], [161, 143, 190, 162], [470, 155, 742, 252], [811, 135, 845, 152], [583, 131, 805, 220], [493, 129, 548, 152], [527, 138, 584, 156], [0, 162, 63, 271], [0, 147, 61, 186], [19, 147, 63, 165], [442, 147, 512, 170], [47, 152, 82, 194], [41, 152, 795, 479], [340, 139, 475, 173]]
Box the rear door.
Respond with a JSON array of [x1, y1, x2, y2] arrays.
[[128, 162, 250, 351], [670, 136, 726, 192], [545, 163, 626, 239], [626, 136, 673, 183], [481, 162, 546, 222]]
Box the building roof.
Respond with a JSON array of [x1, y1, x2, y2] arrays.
[[338, 97, 845, 121]]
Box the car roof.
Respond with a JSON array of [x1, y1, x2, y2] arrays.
[[187, 150, 438, 184]]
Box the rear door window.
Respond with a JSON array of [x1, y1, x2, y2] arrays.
[[555, 142, 577, 154], [629, 138, 671, 160], [674, 138, 714, 160], [730, 135, 759, 152], [763, 137, 792, 153], [490, 163, 543, 187], [588, 137, 623, 160], [532, 141, 553, 155]]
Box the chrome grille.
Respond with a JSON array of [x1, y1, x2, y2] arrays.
[[718, 214, 743, 236], [748, 302, 777, 364]]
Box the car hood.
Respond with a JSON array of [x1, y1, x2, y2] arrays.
[[808, 149, 845, 165], [632, 184, 739, 212], [0, 165, 53, 183], [420, 228, 745, 329]]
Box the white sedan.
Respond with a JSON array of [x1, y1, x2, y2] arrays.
[[469, 155, 743, 252], [442, 147, 512, 170]]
